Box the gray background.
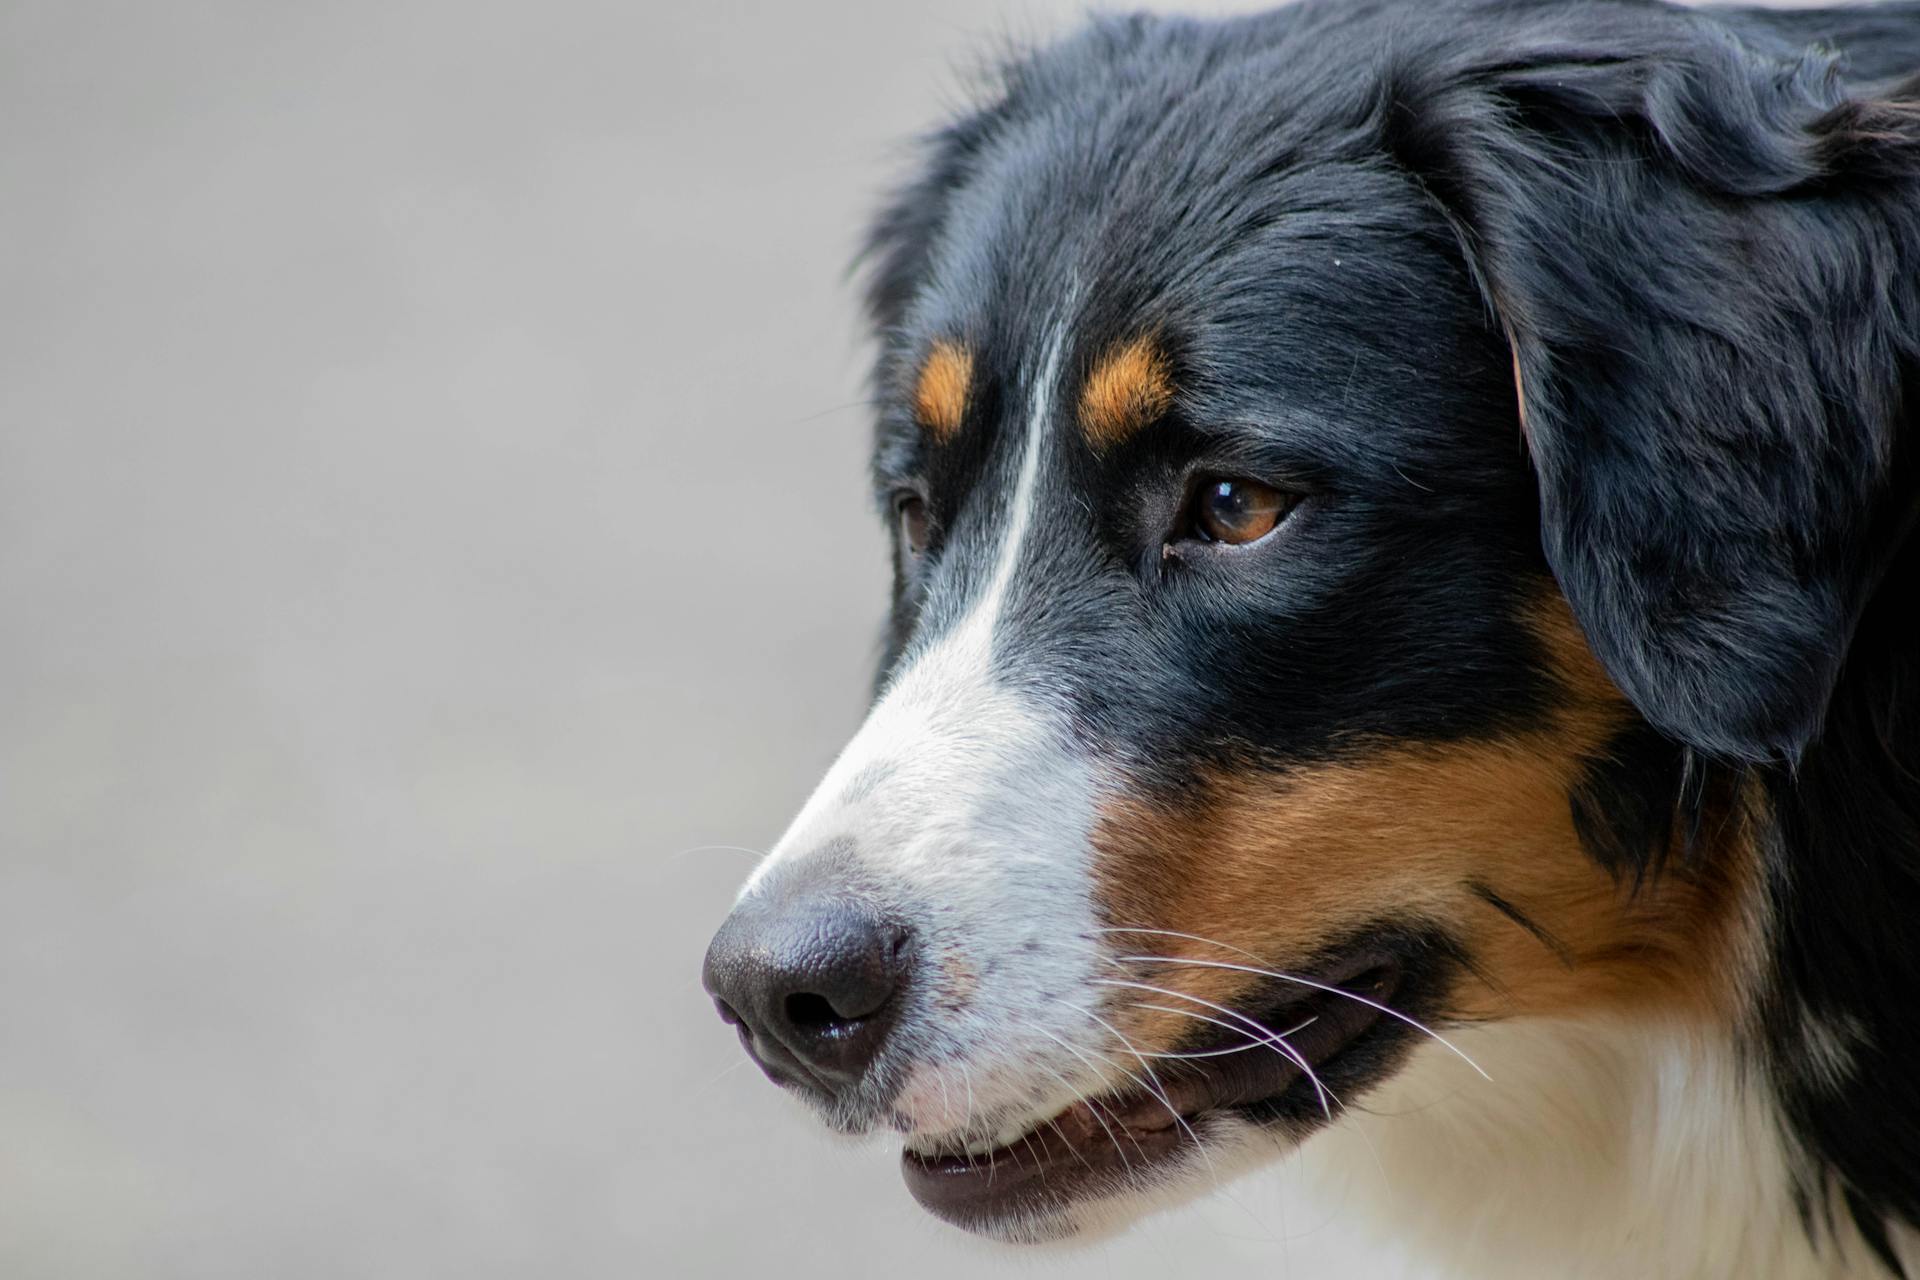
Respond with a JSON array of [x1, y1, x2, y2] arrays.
[[0, 1, 1805, 1277]]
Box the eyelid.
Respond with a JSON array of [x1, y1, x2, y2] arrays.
[[893, 488, 934, 558], [1176, 452, 1314, 492], [1184, 472, 1301, 513], [1158, 422, 1329, 486], [885, 483, 928, 514]]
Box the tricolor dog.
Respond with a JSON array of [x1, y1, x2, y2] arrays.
[[701, 1, 1920, 1275]]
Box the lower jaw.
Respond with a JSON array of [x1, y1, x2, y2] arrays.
[[899, 958, 1405, 1235], [898, 1099, 1213, 1239], [899, 1094, 1182, 1233]]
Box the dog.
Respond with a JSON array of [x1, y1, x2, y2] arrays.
[[701, 1, 1920, 1274]]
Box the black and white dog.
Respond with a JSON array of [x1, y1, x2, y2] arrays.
[[703, 1, 1920, 1274]]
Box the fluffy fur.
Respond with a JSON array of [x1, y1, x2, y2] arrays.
[[708, 2, 1920, 1274]]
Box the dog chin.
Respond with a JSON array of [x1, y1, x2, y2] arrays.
[[912, 1113, 1288, 1246]]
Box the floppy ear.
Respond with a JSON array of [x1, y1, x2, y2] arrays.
[[859, 92, 1021, 339], [1384, 17, 1920, 763]]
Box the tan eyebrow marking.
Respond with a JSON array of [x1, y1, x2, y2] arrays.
[[1079, 336, 1173, 450], [912, 341, 974, 442]]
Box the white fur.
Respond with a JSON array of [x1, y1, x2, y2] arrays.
[[737, 316, 1893, 1273], [1794, 1004, 1868, 1100], [740, 326, 1124, 1139], [1080, 1016, 1888, 1279]]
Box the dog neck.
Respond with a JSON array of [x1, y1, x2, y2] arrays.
[[1292, 1015, 1901, 1280]]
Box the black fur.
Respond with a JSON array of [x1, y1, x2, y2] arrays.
[[857, 0, 1920, 1266]]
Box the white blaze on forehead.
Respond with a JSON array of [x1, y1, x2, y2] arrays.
[[740, 324, 1110, 1134], [971, 325, 1063, 642], [745, 324, 1076, 898]]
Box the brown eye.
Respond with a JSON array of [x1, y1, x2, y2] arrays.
[[897, 494, 931, 556], [1191, 477, 1292, 546]]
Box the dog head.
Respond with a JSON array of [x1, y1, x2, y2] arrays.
[[703, 0, 1918, 1244]]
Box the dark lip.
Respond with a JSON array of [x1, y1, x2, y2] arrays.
[[899, 947, 1405, 1234]]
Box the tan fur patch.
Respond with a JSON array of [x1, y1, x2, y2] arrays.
[[1090, 593, 1762, 1056], [912, 341, 973, 442], [1078, 337, 1173, 450], [1512, 348, 1530, 438], [934, 953, 982, 1017]]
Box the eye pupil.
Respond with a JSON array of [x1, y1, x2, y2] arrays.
[[1209, 480, 1244, 518], [1194, 477, 1288, 545]]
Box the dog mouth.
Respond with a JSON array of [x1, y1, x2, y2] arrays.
[[899, 949, 1404, 1234]]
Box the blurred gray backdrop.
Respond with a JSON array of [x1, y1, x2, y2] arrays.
[[0, 1, 1803, 1277]]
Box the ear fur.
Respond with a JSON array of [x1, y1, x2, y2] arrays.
[[1383, 10, 1920, 764]]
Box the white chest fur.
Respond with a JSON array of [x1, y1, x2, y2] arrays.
[[1286, 1017, 1890, 1279]]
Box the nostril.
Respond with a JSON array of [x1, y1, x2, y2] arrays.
[[784, 991, 863, 1036], [703, 894, 915, 1087]]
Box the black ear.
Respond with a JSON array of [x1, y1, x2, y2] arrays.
[[1384, 13, 1920, 764], [858, 89, 1021, 338]]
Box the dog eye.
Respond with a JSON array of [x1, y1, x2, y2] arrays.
[[1188, 477, 1293, 546], [896, 493, 931, 556]]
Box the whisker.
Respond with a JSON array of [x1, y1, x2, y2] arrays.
[[791, 396, 888, 425], [1039, 1114, 1096, 1176], [935, 1064, 954, 1135], [1050, 999, 1218, 1187], [1035, 936, 1336, 1115], [1126, 998, 1339, 1121], [1016, 1026, 1144, 1175], [1052, 937, 1401, 1204], [1095, 926, 1490, 1081], [665, 843, 768, 863], [1019, 1054, 1107, 1177], [1053, 1000, 1181, 1111], [1131, 1040, 1284, 1061], [1125, 995, 1396, 1201], [957, 1062, 994, 1187], [1094, 979, 1338, 1121], [1018, 1130, 1049, 1187], [687, 1055, 758, 1105]]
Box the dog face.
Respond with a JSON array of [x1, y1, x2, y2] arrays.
[[704, 0, 1919, 1248]]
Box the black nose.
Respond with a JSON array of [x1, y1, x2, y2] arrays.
[[701, 892, 911, 1094]]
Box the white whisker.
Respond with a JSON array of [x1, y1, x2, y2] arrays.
[[1132, 1040, 1286, 1061], [1017, 1022, 1145, 1174], [1128, 998, 1399, 1203], [1096, 926, 1490, 1081], [666, 843, 768, 863], [1039, 935, 1336, 1114], [1126, 999, 1338, 1121], [1094, 978, 1339, 1120], [934, 1064, 954, 1134], [1020, 1054, 1110, 1177], [1050, 999, 1219, 1187], [957, 1062, 995, 1187]]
